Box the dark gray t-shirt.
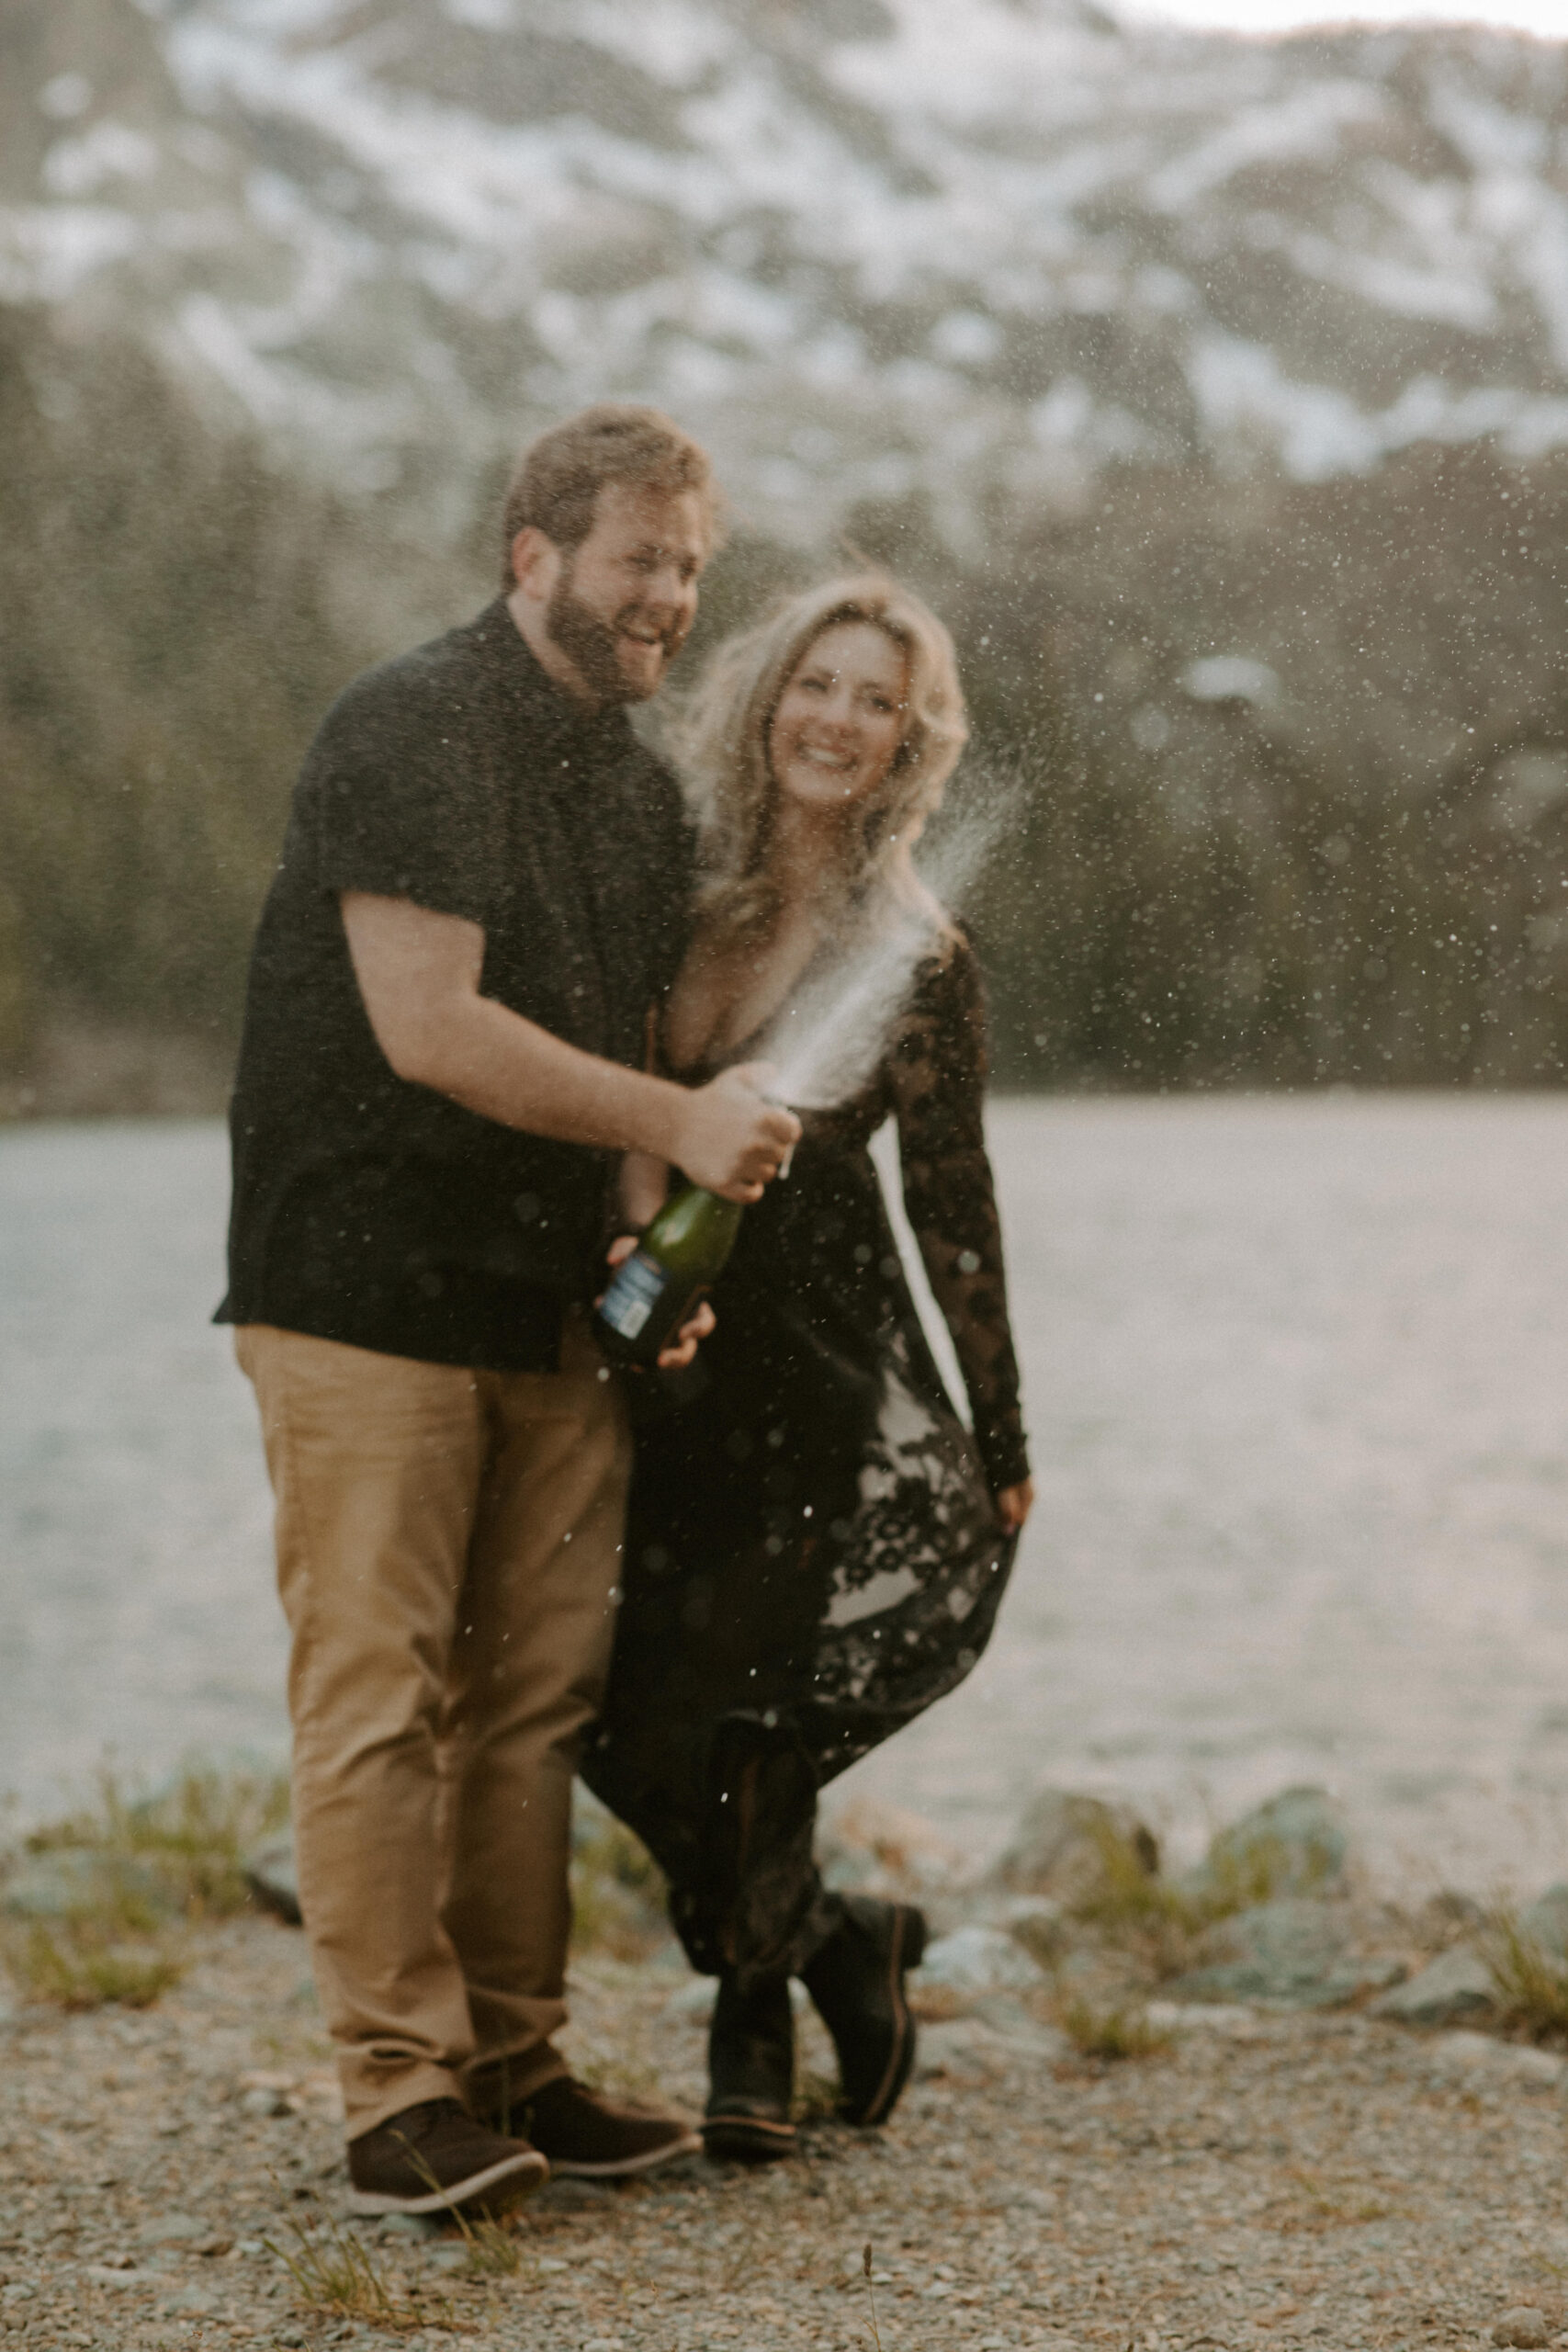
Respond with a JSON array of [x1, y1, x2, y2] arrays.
[[219, 600, 693, 1369]]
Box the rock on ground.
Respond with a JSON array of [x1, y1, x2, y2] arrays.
[[0, 1850, 181, 1923], [914, 1925, 1049, 1997], [1371, 1939, 1497, 2026], [988, 1790, 1159, 1903], [1517, 1883, 1568, 1961], [1166, 1895, 1403, 2010], [1180, 1785, 1349, 1903], [241, 1832, 302, 1925], [1495, 2308, 1553, 2347]]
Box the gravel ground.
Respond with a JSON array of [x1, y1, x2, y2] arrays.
[[4, 1914, 1567, 2352]]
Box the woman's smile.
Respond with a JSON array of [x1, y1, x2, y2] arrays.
[[769, 620, 908, 813]]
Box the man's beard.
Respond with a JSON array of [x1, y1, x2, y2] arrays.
[[546, 566, 683, 704]]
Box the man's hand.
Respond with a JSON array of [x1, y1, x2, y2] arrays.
[[670, 1063, 801, 1204], [603, 1235, 716, 1369]]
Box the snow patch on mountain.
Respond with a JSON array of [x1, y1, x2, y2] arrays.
[[5, 0, 1567, 539]]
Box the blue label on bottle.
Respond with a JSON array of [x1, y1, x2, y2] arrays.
[[600, 1249, 668, 1340]]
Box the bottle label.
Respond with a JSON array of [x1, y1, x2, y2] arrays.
[[599, 1249, 668, 1340]]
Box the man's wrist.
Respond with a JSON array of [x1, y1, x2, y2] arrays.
[[623, 1070, 689, 1166]]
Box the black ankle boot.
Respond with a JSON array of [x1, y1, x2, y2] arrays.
[[801, 1894, 928, 2127], [703, 1972, 796, 2164]]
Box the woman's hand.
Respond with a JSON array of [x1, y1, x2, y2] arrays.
[[603, 1234, 716, 1370], [996, 1479, 1034, 1532]]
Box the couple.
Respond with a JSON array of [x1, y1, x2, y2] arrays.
[[220, 402, 1032, 2213]]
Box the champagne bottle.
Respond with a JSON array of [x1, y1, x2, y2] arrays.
[[596, 1183, 743, 1366]]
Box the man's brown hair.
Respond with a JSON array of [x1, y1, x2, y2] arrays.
[[500, 404, 720, 586]]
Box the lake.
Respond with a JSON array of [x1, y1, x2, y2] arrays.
[[5, 1100, 1568, 1892]]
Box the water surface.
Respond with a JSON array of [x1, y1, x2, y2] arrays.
[[5, 1102, 1568, 1887]]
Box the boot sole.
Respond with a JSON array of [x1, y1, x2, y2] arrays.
[[547, 2128, 705, 2178], [347, 2146, 548, 2216], [846, 1905, 928, 2129], [702, 2112, 797, 2165]]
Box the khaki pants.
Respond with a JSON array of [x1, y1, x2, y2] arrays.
[[236, 1316, 631, 2139]]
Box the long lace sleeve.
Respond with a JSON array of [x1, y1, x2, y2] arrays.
[[887, 933, 1031, 1495]]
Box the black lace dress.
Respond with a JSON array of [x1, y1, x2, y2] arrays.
[[581, 930, 1030, 1986]]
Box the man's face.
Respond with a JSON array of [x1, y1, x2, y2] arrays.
[[544, 482, 708, 704]]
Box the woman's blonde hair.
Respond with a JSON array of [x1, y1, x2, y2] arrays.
[[671, 572, 970, 952]]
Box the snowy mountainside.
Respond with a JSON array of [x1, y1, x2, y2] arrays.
[[5, 0, 1568, 542]]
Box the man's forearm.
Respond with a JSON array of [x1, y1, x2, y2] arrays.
[[339, 892, 796, 1199], [402, 990, 690, 1159]]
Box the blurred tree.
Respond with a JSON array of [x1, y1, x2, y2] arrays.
[[0, 309, 374, 1054], [6, 309, 1568, 1102]]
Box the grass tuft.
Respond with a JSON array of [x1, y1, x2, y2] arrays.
[[1200, 1826, 1334, 1913], [1056, 1996, 1172, 2061], [8, 1919, 183, 2010], [1066, 1819, 1327, 1979], [1, 1756, 290, 2013], [453, 2212, 533, 2282], [1484, 1905, 1568, 2044], [1276, 2167, 1395, 2231], [863, 2240, 884, 2352], [434, 2198, 535, 2281], [793, 2067, 842, 2123], [24, 1758, 290, 1917], [265, 2213, 432, 2331]]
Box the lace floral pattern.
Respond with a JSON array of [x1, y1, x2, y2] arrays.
[[582, 929, 1030, 1977], [825, 930, 1030, 1495]]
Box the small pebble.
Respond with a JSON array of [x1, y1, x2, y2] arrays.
[[1495, 2310, 1552, 2348], [140, 2212, 209, 2244], [240, 2085, 292, 2117]]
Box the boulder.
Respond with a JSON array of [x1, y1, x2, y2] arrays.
[[1183, 1787, 1348, 1906], [139, 2214, 210, 2246], [1517, 1883, 1568, 1961], [990, 1895, 1066, 1966], [1371, 1942, 1496, 2028], [1165, 1896, 1400, 2009], [0, 1849, 178, 1923], [989, 1790, 1159, 1905], [912, 1924, 1047, 1997], [1145, 1999, 1263, 2040], [1428, 2030, 1563, 2086], [917, 2011, 1068, 2082], [1495, 2311, 1551, 2347], [242, 1833, 301, 1925]]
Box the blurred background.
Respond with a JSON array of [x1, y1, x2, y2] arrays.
[[6, 0, 1568, 1883], [6, 0, 1568, 1107]]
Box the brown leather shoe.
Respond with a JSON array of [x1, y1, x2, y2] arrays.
[[346, 2097, 547, 2216], [473, 2070, 701, 2178]]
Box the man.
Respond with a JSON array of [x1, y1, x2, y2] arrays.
[[220, 405, 799, 2215]]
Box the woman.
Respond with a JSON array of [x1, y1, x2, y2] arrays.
[[581, 574, 1033, 2160]]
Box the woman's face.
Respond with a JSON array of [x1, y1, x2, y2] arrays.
[[768, 621, 909, 820]]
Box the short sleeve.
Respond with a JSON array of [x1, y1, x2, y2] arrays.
[[302, 669, 501, 924]]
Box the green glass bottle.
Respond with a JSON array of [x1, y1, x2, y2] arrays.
[[596, 1183, 744, 1366]]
